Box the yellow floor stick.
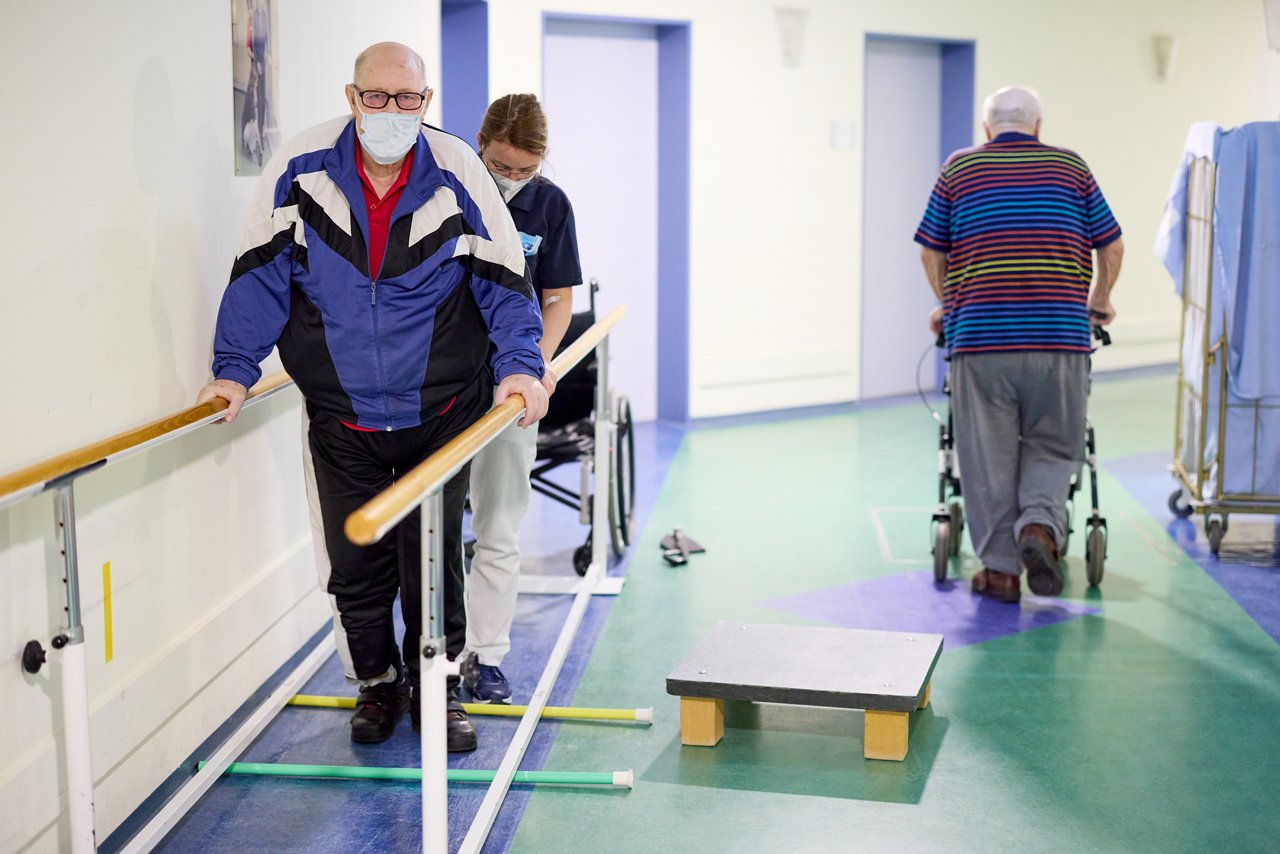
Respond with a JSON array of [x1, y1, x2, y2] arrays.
[[288, 694, 654, 723]]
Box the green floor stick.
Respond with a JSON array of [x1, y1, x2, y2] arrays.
[[199, 761, 634, 788]]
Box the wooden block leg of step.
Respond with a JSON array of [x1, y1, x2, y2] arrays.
[[917, 680, 931, 710], [680, 696, 724, 746], [864, 709, 909, 761]]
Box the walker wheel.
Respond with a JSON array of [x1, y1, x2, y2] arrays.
[[932, 521, 950, 582], [947, 501, 964, 555], [1085, 524, 1106, 587]]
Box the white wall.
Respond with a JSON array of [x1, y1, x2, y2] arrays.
[[0, 2, 440, 850], [491, 0, 1280, 416]]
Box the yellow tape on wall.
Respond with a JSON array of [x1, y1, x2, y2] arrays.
[[102, 561, 113, 663]]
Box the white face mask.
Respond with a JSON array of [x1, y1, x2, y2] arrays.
[[357, 111, 421, 165], [491, 171, 534, 202]]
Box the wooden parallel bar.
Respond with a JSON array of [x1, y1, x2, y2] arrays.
[[345, 306, 626, 547], [0, 372, 294, 506]]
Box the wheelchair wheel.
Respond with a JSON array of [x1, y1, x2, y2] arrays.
[[932, 520, 950, 582], [608, 392, 635, 557], [573, 542, 592, 576], [1085, 523, 1106, 587]]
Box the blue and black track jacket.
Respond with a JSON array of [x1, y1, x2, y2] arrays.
[[212, 116, 543, 430]]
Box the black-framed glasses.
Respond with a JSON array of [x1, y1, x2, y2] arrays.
[[354, 87, 429, 110]]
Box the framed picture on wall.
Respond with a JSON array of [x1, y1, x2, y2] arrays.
[[231, 0, 279, 176]]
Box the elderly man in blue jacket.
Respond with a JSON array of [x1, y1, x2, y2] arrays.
[[198, 42, 547, 750]]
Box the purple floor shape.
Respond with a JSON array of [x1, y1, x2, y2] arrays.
[[762, 571, 1100, 648]]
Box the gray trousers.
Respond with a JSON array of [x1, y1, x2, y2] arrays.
[[950, 352, 1088, 576]]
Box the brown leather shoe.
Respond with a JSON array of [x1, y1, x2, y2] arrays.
[[1019, 523, 1063, 596], [971, 568, 1021, 603]]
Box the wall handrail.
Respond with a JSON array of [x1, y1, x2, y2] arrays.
[[0, 372, 295, 511], [344, 306, 627, 547]]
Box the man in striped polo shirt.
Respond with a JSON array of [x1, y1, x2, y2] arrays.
[[914, 86, 1124, 603]]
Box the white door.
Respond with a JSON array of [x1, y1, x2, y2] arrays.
[[543, 19, 659, 421], [861, 38, 944, 399]]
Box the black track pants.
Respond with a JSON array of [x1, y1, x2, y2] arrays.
[[306, 381, 487, 687]]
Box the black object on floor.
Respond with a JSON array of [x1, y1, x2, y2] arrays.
[[661, 527, 705, 566]]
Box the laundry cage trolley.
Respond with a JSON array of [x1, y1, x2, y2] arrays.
[[928, 331, 1111, 587], [531, 279, 636, 575], [1167, 153, 1280, 553]]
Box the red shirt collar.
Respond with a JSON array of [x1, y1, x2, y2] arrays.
[[354, 135, 415, 200]]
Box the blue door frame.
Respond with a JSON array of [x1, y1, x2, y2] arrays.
[[440, 0, 489, 141], [542, 13, 692, 423], [440, 7, 692, 422], [862, 33, 975, 393]]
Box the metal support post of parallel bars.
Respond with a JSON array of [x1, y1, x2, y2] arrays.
[[420, 489, 462, 853], [55, 483, 97, 853], [591, 335, 612, 574]]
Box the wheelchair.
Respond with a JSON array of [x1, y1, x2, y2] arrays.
[[531, 279, 636, 575], [927, 324, 1111, 587]]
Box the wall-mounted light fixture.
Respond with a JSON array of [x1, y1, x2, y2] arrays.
[[1153, 33, 1179, 82], [1265, 0, 1280, 51], [775, 7, 809, 68]]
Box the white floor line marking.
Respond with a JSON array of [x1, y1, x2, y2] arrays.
[[1114, 507, 1179, 566], [869, 506, 936, 565]]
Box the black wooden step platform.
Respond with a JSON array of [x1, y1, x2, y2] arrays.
[[666, 622, 943, 761]]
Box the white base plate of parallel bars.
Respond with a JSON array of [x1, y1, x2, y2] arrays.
[[517, 574, 625, 595]]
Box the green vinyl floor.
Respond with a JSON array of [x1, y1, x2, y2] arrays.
[[509, 373, 1280, 853]]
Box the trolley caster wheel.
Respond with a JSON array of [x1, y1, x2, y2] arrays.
[[947, 501, 964, 556], [1206, 518, 1226, 555], [932, 520, 951, 583], [1085, 524, 1106, 587], [573, 543, 592, 576], [1168, 489, 1193, 519]]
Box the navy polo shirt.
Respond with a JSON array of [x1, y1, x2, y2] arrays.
[[506, 175, 582, 298]]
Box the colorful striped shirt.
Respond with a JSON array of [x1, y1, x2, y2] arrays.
[[914, 132, 1121, 355]]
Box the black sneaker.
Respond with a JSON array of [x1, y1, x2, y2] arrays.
[[410, 687, 478, 753], [469, 665, 512, 704], [350, 680, 409, 744]]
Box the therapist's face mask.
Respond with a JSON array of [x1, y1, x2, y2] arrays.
[[491, 172, 534, 202], [481, 144, 541, 202], [357, 111, 422, 165]]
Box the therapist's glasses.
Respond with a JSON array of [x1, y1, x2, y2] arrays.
[[483, 154, 540, 178]]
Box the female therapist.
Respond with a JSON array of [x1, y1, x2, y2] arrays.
[[466, 94, 582, 702]]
